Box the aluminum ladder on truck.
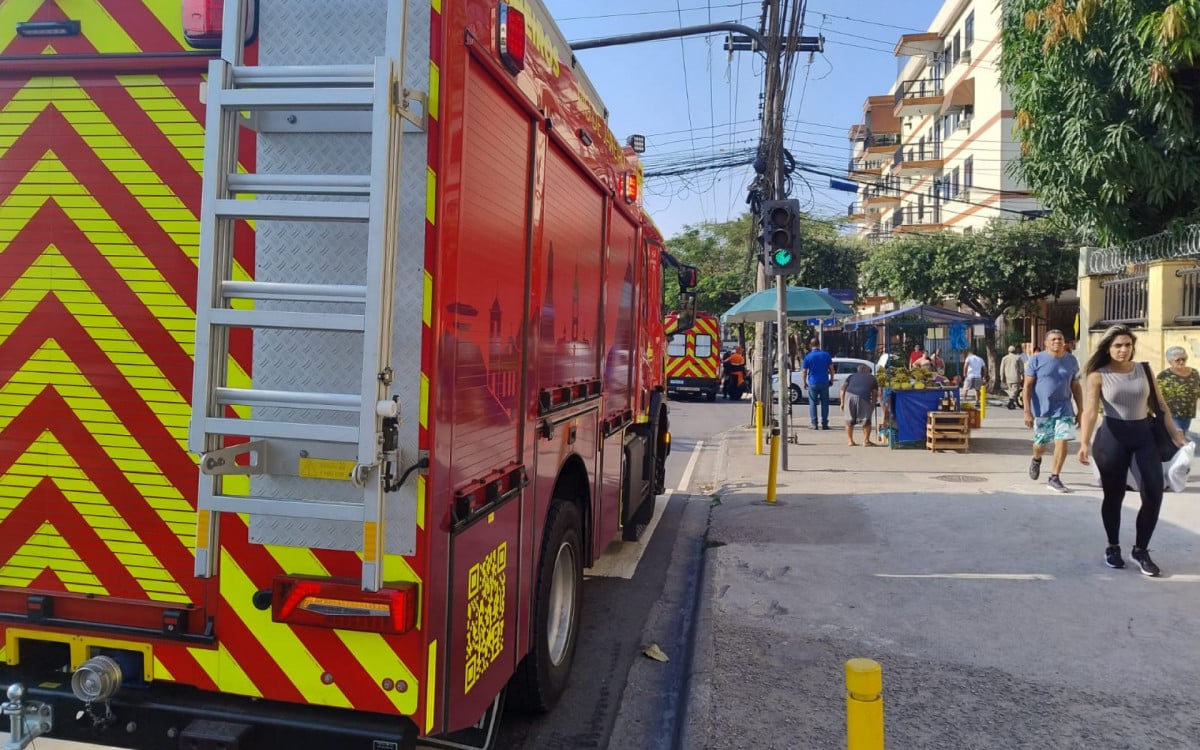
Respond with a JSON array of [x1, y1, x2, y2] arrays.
[[188, 0, 426, 592]]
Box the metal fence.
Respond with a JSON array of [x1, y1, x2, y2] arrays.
[[1099, 274, 1148, 326], [1177, 267, 1200, 323], [1086, 223, 1200, 275]]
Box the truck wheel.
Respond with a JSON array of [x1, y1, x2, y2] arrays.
[[508, 500, 582, 712], [705, 390, 716, 402], [789, 385, 803, 404]]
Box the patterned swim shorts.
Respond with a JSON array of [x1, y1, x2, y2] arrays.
[[1033, 416, 1076, 446]]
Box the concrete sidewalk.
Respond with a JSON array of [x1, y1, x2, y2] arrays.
[[682, 399, 1200, 749]]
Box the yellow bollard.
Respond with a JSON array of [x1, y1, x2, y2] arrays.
[[765, 427, 780, 503], [845, 658, 884, 750], [979, 385, 986, 419], [755, 401, 764, 456]]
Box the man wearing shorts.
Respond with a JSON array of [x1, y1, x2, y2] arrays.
[[1023, 329, 1083, 492], [840, 364, 879, 446]]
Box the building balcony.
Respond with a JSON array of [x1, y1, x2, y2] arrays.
[[863, 180, 901, 209], [894, 77, 944, 118], [847, 201, 867, 223], [866, 227, 894, 244], [893, 142, 943, 176], [894, 32, 943, 58], [892, 204, 947, 233], [865, 131, 901, 153], [848, 156, 886, 177], [849, 123, 867, 142]]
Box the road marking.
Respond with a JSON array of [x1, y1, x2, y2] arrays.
[[875, 573, 1055, 581], [678, 439, 705, 493], [585, 491, 671, 580]]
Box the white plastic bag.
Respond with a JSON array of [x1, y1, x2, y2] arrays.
[[1107, 441, 1195, 493]]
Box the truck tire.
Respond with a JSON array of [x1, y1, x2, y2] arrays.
[[508, 500, 582, 712]]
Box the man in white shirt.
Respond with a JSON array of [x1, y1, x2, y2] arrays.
[[963, 350, 986, 402]]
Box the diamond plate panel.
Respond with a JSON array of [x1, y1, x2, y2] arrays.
[[247, 0, 430, 554]]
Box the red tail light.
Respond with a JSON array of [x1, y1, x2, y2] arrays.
[[621, 171, 640, 205], [498, 3, 526, 74], [182, 0, 258, 50], [272, 577, 418, 634]]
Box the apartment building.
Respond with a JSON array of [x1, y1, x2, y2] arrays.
[[846, 0, 1042, 242]]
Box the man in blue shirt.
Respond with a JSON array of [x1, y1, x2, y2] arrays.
[[801, 338, 835, 429], [1022, 329, 1083, 493]]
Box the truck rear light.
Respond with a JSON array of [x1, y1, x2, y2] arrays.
[[621, 171, 640, 205], [498, 3, 526, 74], [182, 0, 258, 49], [272, 577, 417, 634]]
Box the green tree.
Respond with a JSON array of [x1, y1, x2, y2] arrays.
[[861, 220, 1078, 382], [665, 216, 757, 316], [1000, 0, 1200, 243]]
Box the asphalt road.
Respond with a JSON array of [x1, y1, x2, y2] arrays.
[[494, 393, 750, 749]]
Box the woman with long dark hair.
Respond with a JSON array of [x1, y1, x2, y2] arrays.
[[1078, 325, 1186, 576]]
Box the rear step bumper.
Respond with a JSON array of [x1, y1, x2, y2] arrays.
[[0, 670, 417, 750]]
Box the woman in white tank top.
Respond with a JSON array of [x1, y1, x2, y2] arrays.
[[1078, 325, 1185, 576]]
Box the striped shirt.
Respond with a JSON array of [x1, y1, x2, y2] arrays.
[[1098, 364, 1150, 420]]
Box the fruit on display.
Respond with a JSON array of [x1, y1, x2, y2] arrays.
[[877, 365, 949, 391]]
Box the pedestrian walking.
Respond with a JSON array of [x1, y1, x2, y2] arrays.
[[1156, 346, 1200, 439], [962, 349, 986, 402], [840, 364, 879, 446], [1077, 325, 1186, 576], [1022, 329, 1083, 493], [1000, 345, 1024, 410], [801, 338, 834, 430]]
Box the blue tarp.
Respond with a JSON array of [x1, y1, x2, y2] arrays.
[[891, 388, 961, 443]]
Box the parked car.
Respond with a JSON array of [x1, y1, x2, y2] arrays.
[[771, 357, 877, 404]]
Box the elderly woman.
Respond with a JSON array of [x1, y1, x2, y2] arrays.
[[1156, 345, 1200, 437]]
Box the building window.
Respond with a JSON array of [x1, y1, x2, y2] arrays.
[[964, 156, 974, 187], [953, 32, 961, 63], [952, 167, 961, 197], [965, 12, 975, 47]]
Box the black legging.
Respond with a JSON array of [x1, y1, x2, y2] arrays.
[[1092, 416, 1164, 549]]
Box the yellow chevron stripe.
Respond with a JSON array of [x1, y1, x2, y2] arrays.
[[0, 430, 189, 603], [141, 0, 191, 50], [335, 631, 419, 714], [431, 0, 442, 17], [0, 520, 106, 595], [217, 550, 351, 706], [425, 167, 437, 225], [0, 0, 44, 53], [428, 62, 440, 121], [69, 0, 144, 54], [426, 639, 437, 733], [184, 642, 262, 699], [0, 341, 194, 524], [153, 656, 175, 682]]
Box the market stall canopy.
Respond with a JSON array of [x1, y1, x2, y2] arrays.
[[844, 303, 993, 329], [721, 286, 855, 324]]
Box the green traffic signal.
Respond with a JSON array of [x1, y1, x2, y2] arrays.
[[772, 248, 794, 266]]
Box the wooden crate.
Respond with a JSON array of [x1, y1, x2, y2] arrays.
[[926, 411, 970, 452]]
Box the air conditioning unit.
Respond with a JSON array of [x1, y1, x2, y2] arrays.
[[958, 188, 971, 202], [956, 116, 972, 133], [961, 49, 972, 64]]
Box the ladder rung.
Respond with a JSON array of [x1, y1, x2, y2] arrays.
[[219, 87, 374, 111], [221, 281, 367, 303], [227, 173, 371, 196], [214, 387, 362, 412], [203, 417, 359, 444], [208, 308, 365, 332], [230, 64, 375, 88], [213, 198, 369, 222], [201, 494, 364, 523]]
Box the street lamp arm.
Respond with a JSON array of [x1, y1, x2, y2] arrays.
[[569, 23, 767, 53]]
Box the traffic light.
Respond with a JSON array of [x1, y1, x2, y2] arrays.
[[761, 198, 801, 276]]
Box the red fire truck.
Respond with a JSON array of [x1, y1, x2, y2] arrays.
[[0, 1, 697, 748], [664, 311, 722, 401]]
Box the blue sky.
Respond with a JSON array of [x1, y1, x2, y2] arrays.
[[542, 0, 943, 239]]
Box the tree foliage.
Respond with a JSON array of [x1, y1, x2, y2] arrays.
[[861, 220, 1078, 381], [1000, 0, 1200, 243]]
